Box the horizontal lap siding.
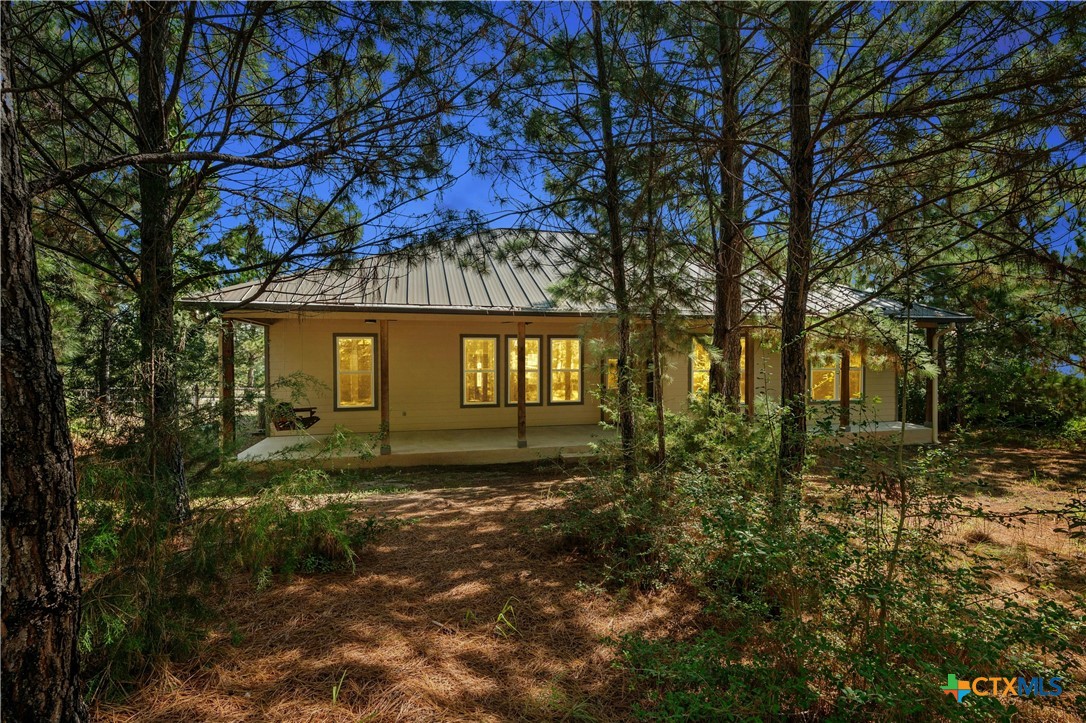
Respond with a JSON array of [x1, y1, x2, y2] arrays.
[[267, 314, 601, 435], [264, 315, 901, 435], [662, 338, 898, 423], [862, 367, 899, 423]]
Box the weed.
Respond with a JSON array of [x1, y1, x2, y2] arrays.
[[331, 670, 347, 705], [494, 597, 520, 638]]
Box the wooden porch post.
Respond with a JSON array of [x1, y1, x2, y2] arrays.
[[744, 333, 755, 419], [924, 326, 936, 425], [930, 327, 948, 445], [379, 320, 391, 455], [261, 324, 270, 435], [839, 347, 850, 430], [517, 321, 527, 448], [220, 319, 235, 450]]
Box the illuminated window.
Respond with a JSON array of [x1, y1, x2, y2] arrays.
[[810, 352, 863, 401], [606, 358, 618, 390], [507, 336, 541, 405], [335, 335, 376, 410], [691, 337, 747, 402], [549, 337, 582, 403], [463, 336, 498, 406]]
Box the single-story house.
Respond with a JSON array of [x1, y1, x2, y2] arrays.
[[182, 230, 972, 465]]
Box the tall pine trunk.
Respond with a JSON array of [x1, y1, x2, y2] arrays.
[[1, 7, 87, 717], [592, 1, 636, 477], [709, 2, 746, 410], [776, 1, 815, 511], [136, 1, 190, 522]]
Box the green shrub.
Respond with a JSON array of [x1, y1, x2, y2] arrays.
[[1062, 415, 1086, 446], [565, 425, 1086, 720], [78, 463, 390, 702]]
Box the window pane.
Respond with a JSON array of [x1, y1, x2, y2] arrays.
[[692, 370, 709, 396], [337, 337, 375, 408], [811, 369, 837, 401], [551, 370, 581, 402], [463, 337, 497, 405], [465, 338, 496, 370], [339, 372, 373, 407], [849, 369, 863, 400], [692, 339, 711, 397], [508, 338, 541, 403], [549, 338, 582, 402], [550, 338, 581, 370], [464, 371, 496, 404], [692, 339, 711, 373], [739, 337, 747, 404], [606, 358, 618, 389], [509, 370, 541, 404], [338, 337, 373, 373]]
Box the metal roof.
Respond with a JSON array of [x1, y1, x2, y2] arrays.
[[181, 229, 972, 324]]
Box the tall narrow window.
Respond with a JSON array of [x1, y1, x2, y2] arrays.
[[691, 339, 711, 396], [739, 337, 747, 403], [463, 336, 498, 406], [605, 358, 618, 390], [691, 337, 748, 402], [549, 337, 582, 403], [507, 336, 541, 405], [335, 335, 376, 410], [810, 352, 863, 401]]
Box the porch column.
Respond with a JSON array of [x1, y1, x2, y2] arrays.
[[379, 320, 391, 455], [924, 326, 936, 427], [517, 321, 527, 448], [744, 333, 755, 419], [930, 327, 949, 444], [839, 347, 850, 430], [220, 319, 235, 450], [261, 325, 270, 434]]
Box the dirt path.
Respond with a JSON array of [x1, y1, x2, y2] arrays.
[[95, 471, 694, 722]]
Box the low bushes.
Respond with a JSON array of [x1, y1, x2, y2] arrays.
[[78, 463, 390, 702], [553, 400, 1086, 720]]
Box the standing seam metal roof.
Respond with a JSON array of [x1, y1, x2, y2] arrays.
[[181, 230, 972, 323]]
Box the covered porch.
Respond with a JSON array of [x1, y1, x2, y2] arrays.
[[831, 421, 935, 446], [236, 424, 616, 468]]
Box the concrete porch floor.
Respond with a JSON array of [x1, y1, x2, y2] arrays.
[[236, 424, 617, 468], [235, 420, 935, 469], [830, 421, 934, 445]]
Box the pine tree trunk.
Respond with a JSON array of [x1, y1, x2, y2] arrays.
[[710, 2, 746, 411], [136, 1, 190, 522], [1, 7, 87, 717], [776, 1, 815, 509], [592, 0, 636, 477]]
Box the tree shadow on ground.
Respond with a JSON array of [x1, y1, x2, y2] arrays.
[[94, 474, 698, 722]]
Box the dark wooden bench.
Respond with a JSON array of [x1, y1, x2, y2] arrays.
[[271, 405, 320, 432]]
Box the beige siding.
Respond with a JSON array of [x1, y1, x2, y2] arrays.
[[251, 311, 900, 435], [265, 312, 602, 435], [659, 334, 898, 424], [858, 367, 898, 424]]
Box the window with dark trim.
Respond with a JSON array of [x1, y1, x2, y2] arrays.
[[690, 337, 747, 402], [462, 336, 499, 406], [605, 358, 618, 390], [334, 334, 377, 410], [548, 337, 583, 404], [505, 335, 542, 405], [809, 352, 864, 401]]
